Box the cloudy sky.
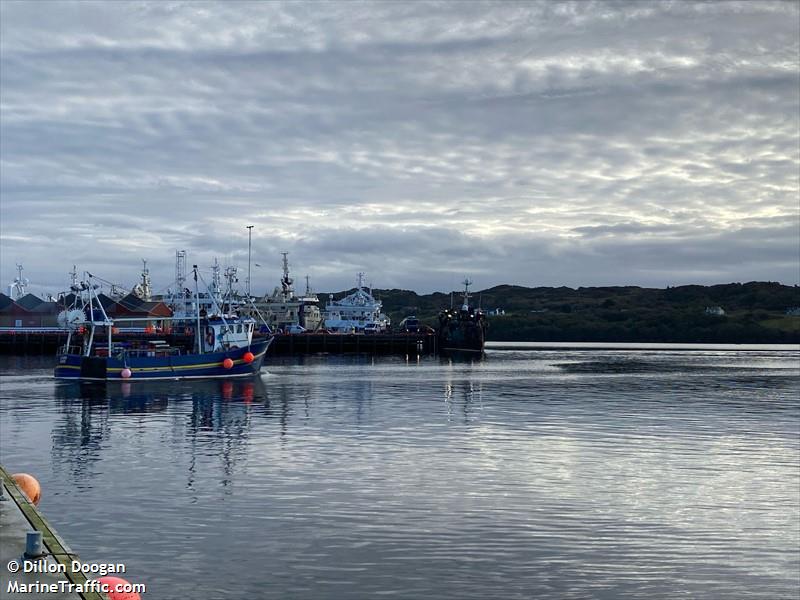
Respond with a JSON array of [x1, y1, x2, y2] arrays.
[[1, 0, 798, 296]]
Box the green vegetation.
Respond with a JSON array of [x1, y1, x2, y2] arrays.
[[365, 282, 800, 343]]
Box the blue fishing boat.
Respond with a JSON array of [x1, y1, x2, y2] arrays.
[[54, 268, 272, 381]]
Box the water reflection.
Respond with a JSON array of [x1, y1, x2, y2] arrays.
[[50, 378, 273, 490], [2, 351, 798, 600], [443, 381, 483, 423]]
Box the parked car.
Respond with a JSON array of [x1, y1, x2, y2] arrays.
[[364, 323, 380, 334], [398, 316, 420, 333], [285, 324, 306, 334]]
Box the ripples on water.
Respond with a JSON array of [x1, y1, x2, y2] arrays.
[[1, 348, 799, 599]]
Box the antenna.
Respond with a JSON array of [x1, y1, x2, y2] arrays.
[[461, 277, 472, 311], [175, 250, 187, 290], [211, 258, 221, 296], [9, 263, 29, 300], [139, 259, 151, 301], [223, 265, 238, 309], [280, 252, 294, 300], [246, 225, 254, 297]]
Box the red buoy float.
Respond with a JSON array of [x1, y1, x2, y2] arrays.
[[243, 351, 254, 364], [222, 358, 234, 369], [11, 473, 41, 505], [96, 576, 141, 600], [121, 368, 132, 379]]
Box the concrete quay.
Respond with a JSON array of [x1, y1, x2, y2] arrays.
[[0, 466, 107, 600]]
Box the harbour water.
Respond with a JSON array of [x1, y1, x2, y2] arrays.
[[1, 345, 798, 599]]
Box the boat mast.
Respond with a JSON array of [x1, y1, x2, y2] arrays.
[[8, 263, 28, 300], [84, 275, 95, 356], [211, 258, 221, 304], [175, 250, 186, 292], [193, 265, 202, 353], [246, 225, 254, 298], [223, 266, 238, 316], [280, 252, 293, 302], [139, 259, 152, 301], [84, 273, 112, 356], [461, 278, 472, 311]]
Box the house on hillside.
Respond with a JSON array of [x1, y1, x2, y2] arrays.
[[704, 306, 726, 316]]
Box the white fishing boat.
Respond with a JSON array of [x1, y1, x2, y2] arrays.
[[250, 253, 322, 332], [322, 273, 390, 333]]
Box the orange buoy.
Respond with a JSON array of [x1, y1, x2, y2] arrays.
[[222, 358, 234, 369], [242, 351, 254, 364], [97, 576, 141, 600], [121, 368, 132, 379], [11, 473, 41, 505]]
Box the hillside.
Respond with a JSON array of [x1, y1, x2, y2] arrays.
[[329, 282, 800, 343]]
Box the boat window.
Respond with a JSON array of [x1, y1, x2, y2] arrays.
[[220, 325, 227, 335], [237, 324, 242, 333]]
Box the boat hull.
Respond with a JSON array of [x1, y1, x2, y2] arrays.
[[54, 339, 272, 381], [437, 321, 485, 354]]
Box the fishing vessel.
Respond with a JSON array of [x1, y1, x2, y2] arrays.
[[322, 273, 390, 333], [54, 268, 271, 380], [250, 253, 322, 332], [437, 279, 486, 354]]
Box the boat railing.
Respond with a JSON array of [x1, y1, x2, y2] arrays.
[[58, 344, 83, 355], [118, 347, 183, 358]]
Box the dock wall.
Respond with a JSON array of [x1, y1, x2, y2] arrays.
[[0, 331, 437, 356]]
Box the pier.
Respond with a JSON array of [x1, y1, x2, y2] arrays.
[[270, 331, 437, 355], [0, 466, 107, 600], [0, 330, 437, 356]]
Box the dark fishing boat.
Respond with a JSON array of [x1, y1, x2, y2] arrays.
[[437, 279, 486, 354], [54, 268, 272, 381]]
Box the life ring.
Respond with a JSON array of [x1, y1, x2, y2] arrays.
[[205, 326, 215, 348]]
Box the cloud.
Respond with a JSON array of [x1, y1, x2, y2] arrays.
[[1, 0, 798, 295]]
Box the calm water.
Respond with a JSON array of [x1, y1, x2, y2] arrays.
[[1, 347, 798, 599]]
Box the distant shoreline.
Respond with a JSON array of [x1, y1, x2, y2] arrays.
[[485, 341, 800, 351], [375, 282, 800, 345]]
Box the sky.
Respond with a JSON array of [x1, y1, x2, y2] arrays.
[[1, 0, 798, 297]]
